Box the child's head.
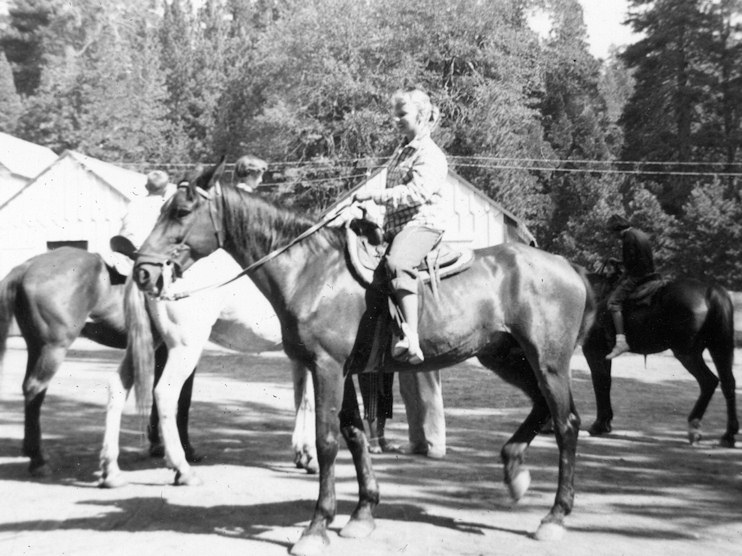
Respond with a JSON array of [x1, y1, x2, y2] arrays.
[[390, 88, 440, 137]]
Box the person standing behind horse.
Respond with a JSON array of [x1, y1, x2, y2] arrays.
[[233, 155, 268, 193], [605, 213, 656, 359], [110, 170, 175, 277], [354, 87, 447, 458]]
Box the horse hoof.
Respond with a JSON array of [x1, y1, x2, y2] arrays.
[[295, 452, 319, 474], [507, 469, 531, 502], [290, 533, 329, 556], [185, 448, 204, 463], [588, 421, 612, 436], [304, 458, 319, 475], [534, 521, 565, 541], [688, 421, 702, 446], [29, 463, 53, 478], [719, 435, 735, 448], [149, 444, 165, 459], [99, 473, 129, 489], [174, 470, 203, 486], [339, 517, 375, 538]]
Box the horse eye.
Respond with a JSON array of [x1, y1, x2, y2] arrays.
[[174, 207, 191, 218]]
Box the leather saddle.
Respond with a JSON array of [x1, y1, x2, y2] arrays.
[[345, 219, 474, 291], [626, 273, 667, 307]]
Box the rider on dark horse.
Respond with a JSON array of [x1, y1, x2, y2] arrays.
[[605, 213, 656, 359]]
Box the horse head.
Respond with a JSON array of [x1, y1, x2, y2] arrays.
[[134, 158, 227, 296]]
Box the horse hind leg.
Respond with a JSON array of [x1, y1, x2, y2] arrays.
[[706, 342, 738, 447], [22, 343, 68, 477], [482, 347, 580, 542], [673, 350, 720, 446], [99, 349, 134, 488]]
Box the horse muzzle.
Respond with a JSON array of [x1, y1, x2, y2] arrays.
[[133, 260, 165, 295]]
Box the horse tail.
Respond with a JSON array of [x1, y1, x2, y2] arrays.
[[123, 277, 154, 417], [703, 284, 735, 357], [0, 263, 26, 374], [572, 263, 597, 345]]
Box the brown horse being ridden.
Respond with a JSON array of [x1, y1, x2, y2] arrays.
[[133, 161, 595, 556], [583, 259, 738, 446]]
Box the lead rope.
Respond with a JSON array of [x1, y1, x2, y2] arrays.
[[158, 198, 354, 301]]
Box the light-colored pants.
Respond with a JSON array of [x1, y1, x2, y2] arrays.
[[399, 369, 445, 454]]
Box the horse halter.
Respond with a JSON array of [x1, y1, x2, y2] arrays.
[[135, 180, 226, 276]]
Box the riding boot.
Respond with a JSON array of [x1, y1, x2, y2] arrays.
[[606, 310, 630, 359], [393, 292, 424, 364]]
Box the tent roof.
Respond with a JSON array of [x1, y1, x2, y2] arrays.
[[61, 150, 146, 200], [0, 133, 58, 179], [0, 150, 147, 211]]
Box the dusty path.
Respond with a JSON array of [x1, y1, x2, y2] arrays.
[[1, 338, 741, 556]]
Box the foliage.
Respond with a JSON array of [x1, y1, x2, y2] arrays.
[[670, 181, 742, 289], [621, 0, 742, 214], [0, 50, 22, 132]]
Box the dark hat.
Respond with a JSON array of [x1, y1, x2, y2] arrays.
[[607, 213, 631, 232], [235, 155, 268, 177]]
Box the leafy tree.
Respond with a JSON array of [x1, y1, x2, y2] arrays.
[[536, 0, 618, 251], [0, 50, 22, 132], [16, 0, 177, 161], [215, 0, 554, 220], [0, 0, 56, 96], [671, 180, 742, 288]]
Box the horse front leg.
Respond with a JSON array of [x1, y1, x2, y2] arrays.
[[99, 350, 134, 488], [338, 373, 378, 538], [154, 346, 202, 486], [291, 358, 344, 556], [583, 346, 613, 435], [291, 359, 318, 474]]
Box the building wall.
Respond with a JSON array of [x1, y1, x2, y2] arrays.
[[0, 156, 130, 278], [0, 166, 31, 206]]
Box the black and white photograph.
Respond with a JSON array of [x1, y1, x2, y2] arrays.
[[1, 1, 741, 554]]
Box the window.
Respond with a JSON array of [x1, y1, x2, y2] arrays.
[[47, 240, 88, 251]]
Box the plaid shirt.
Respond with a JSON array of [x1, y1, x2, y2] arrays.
[[372, 132, 448, 237]]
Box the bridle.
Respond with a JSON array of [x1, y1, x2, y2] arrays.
[[136, 180, 353, 301], [135, 180, 226, 279]]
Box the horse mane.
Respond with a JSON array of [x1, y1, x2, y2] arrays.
[[219, 184, 346, 257]]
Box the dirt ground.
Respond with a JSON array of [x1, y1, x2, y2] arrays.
[[1, 337, 741, 556]]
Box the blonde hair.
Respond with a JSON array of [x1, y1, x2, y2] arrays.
[[391, 88, 441, 130]]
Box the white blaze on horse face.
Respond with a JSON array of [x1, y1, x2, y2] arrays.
[[160, 261, 176, 299]]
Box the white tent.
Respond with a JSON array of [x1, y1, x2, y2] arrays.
[[0, 150, 146, 278]]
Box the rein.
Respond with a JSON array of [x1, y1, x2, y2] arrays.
[[155, 184, 352, 301]]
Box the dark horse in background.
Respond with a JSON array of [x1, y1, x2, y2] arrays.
[[133, 161, 595, 556], [583, 260, 737, 446], [0, 247, 196, 476]]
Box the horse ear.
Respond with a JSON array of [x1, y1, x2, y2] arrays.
[[208, 155, 228, 190], [195, 156, 227, 191], [186, 164, 204, 201]]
